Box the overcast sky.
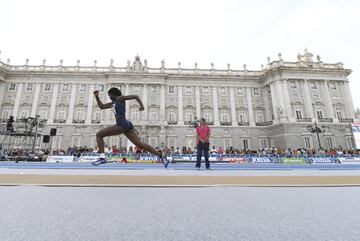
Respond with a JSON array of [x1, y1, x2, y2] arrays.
[[1, 0, 359, 110]]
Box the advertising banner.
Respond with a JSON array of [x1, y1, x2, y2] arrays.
[[352, 122, 360, 149], [281, 157, 306, 164], [250, 157, 274, 163], [308, 157, 335, 164], [338, 157, 360, 164]]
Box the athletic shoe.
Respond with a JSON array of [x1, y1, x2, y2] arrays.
[[91, 157, 106, 166], [160, 152, 168, 168]]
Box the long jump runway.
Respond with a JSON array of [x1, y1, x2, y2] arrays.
[[1, 162, 360, 187]]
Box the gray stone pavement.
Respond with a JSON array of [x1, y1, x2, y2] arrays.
[[1, 186, 360, 241]]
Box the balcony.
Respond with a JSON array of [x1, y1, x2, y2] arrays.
[[53, 119, 66, 123], [318, 118, 333, 123], [207, 121, 214, 125], [167, 121, 178, 125], [339, 118, 353, 123], [296, 118, 312, 122], [220, 122, 232, 126], [255, 121, 273, 126], [73, 120, 85, 124], [91, 120, 101, 124], [238, 122, 250, 126]]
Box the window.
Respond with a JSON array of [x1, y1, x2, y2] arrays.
[[75, 109, 84, 120], [238, 112, 247, 122], [310, 82, 317, 90], [149, 108, 158, 121], [151, 86, 157, 93], [168, 86, 175, 94], [185, 86, 192, 95], [8, 83, 16, 91], [346, 137, 354, 149], [316, 110, 323, 119], [255, 111, 264, 123], [260, 139, 267, 149], [242, 139, 249, 150], [185, 109, 194, 122], [223, 138, 232, 148], [98, 84, 105, 92], [39, 108, 48, 119], [290, 81, 297, 89], [20, 109, 29, 118], [325, 137, 335, 149], [220, 111, 230, 122], [220, 87, 226, 95], [330, 82, 336, 90], [72, 136, 81, 147], [202, 87, 209, 95], [26, 83, 33, 91], [95, 111, 102, 122], [203, 109, 212, 122], [253, 88, 259, 95], [79, 84, 86, 93], [304, 137, 311, 149], [336, 111, 342, 120], [62, 84, 69, 92], [296, 110, 302, 119], [237, 88, 244, 96], [44, 83, 51, 91], [58, 108, 66, 120], [168, 109, 176, 121], [131, 108, 140, 121]]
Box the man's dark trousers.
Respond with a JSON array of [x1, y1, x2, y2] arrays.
[[196, 142, 210, 168]]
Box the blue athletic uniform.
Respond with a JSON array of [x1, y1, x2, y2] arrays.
[[111, 100, 134, 132]]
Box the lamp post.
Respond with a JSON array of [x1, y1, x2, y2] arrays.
[[307, 121, 326, 150]]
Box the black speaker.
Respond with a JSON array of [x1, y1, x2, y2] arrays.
[[50, 128, 57, 136], [43, 135, 50, 143]]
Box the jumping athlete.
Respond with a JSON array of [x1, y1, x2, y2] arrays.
[[92, 87, 168, 167]]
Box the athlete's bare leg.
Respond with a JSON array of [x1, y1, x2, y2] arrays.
[[96, 125, 125, 153], [125, 129, 162, 157]]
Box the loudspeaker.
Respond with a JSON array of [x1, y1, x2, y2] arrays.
[[50, 128, 57, 136], [43, 135, 50, 143]]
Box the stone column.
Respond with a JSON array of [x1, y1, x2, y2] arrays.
[[48, 84, 58, 124], [85, 84, 95, 124], [246, 87, 255, 126], [322, 80, 335, 119], [195, 86, 201, 119], [160, 85, 166, 122], [142, 84, 148, 121], [30, 83, 41, 117], [342, 81, 355, 119], [229, 87, 237, 126], [269, 83, 278, 121], [212, 87, 220, 126], [66, 84, 77, 124], [0, 83, 7, 109], [12, 83, 23, 118], [282, 80, 294, 121], [302, 80, 314, 119], [178, 86, 184, 125]]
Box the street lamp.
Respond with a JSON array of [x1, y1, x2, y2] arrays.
[[307, 121, 326, 150]]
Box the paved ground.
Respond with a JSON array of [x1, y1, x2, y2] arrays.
[[1, 162, 360, 240]]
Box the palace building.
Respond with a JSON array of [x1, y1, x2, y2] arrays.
[[0, 49, 357, 151]]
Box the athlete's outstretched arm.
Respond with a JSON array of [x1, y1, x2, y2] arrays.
[[93, 90, 112, 109], [117, 95, 144, 111]]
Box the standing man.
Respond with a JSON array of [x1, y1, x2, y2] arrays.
[[195, 118, 211, 169]]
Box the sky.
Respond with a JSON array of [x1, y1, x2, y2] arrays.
[[0, 0, 359, 110]]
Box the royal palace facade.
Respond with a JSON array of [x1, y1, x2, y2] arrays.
[[0, 49, 358, 152]]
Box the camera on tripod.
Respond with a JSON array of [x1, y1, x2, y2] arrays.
[[188, 117, 199, 128]]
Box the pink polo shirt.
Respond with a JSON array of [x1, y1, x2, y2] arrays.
[[196, 125, 211, 143]]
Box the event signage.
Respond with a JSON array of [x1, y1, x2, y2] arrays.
[[352, 122, 360, 149], [281, 157, 306, 164], [338, 157, 360, 164], [250, 157, 273, 163], [308, 157, 334, 164]]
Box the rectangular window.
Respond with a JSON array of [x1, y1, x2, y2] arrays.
[[44, 83, 51, 91], [304, 137, 311, 149], [8, 83, 16, 91], [151, 86, 157, 93], [202, 87, 209, 95], [26, 83, 33, 91], [316, 111, 323, 119], [296, 110, 302, 119], [325, 137, 335, 149], [253, 88, 259, 95], [79, 84, 86, 93], [62, 84, 69, 92], [310, 82, 317, 90], [243, 139, 249, 150], [168, 86, 175, 94], [290, 81, 297, 89], [220, 87, 226, 95], [336, 111, 342, 120], [330, 82, 336, 90], [237, 88, 244, 96], [260, 139, 267, 149], [98, 84, 105, 92], [185, 86, 192, 95]]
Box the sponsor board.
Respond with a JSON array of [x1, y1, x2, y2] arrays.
[[250, 157, 273, 163], [308, 157, 335, 164], [281, 157, 306, 164], [222, 157, 248, 163], [47, 155, 98, 163], [352, 122, 360, 149], [338, 157, 360, 164]]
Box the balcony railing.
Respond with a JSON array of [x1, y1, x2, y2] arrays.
[[296, 118, 312, 122], [220, 122, 232, 126], [339, 118, 353, 123], [167, 121, 178, 125], [91, 120, 101, 124], [238, 122, 250, 126], [207, 121, 214, 125], [53, 119, 66, 123], [73, 120, 85, 124], [318, 118, 333, 123], [255, 121, 273, 126]]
